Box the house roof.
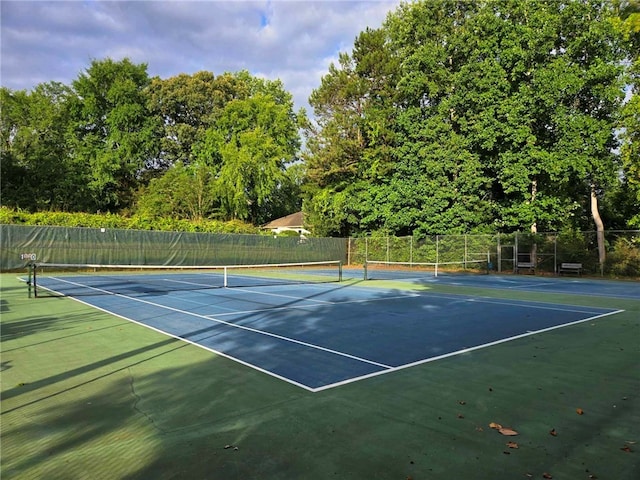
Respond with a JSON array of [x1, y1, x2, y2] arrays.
[[262, 211, 304, 229]]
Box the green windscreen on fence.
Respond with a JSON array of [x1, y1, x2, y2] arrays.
[[0, 225, 347, 271]]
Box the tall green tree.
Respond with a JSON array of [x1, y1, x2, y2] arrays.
[[207, 86, 302, 224], [1, 87, 33, 209], [616, 0, 640, 227], [138, 75, 304, 224], [304, 27, 399, 236], [304, 0, 627, 244], [146, 71, 250, 170], [392, 0, 625, 238], [387, 0, 494, 235], [0, 83, 88, 211], [69, 58, 160, 211], [135, 161, 217, 220]]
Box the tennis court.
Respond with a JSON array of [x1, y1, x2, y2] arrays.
[[27, 265, 626, 391], [3, 264, 639, 480]]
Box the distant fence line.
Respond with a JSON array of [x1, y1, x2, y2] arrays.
[[0, 224, 346, 271], [347, 231, 640, 277], [2, 224, 638, 278]]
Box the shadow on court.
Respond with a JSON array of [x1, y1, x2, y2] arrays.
[[1, 274, 639, 479]]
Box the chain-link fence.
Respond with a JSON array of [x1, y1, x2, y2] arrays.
[[347, 231, 640, 277], [3, 225, 638, 277]]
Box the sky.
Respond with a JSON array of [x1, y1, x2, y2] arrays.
[[0, 0, 402, 114]]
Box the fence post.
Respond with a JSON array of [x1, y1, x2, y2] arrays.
[[436, 235, 440, 276], [365, 237, 368, 263], [554, 233, 557, 275], [410, 236, 413, 266], [386, 236, 390, 263], [513, 232, 518, 273], [497, 234, 502, 273], [464, 234, 468, 269]]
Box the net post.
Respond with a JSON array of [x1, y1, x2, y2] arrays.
[[33, 263, 38, 298], [27, 262, 33, 298], [339, 261, 343, 282], [223, 266, 228, 287], [363, 261, 368, 280]]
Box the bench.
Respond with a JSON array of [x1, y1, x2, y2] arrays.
[[559, 262, 582, 276], [516, 262, 535, 274]]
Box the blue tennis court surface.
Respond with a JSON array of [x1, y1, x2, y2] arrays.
[[33, 273, 624, 392]]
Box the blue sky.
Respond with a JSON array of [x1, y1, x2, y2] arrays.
[[0, 0, 401, 114]]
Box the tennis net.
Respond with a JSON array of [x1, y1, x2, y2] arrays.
[[364, 259, 488, 281], [28, 261, 343, 297]]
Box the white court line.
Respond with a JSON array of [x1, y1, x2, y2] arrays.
[[153, 282, 409, 313], [37, 282, 316, 391], [38, 276, 624, 393], [505, 281, 559, 290], [229, 286, 336, 304], [339, 284, 612, 315], [45, 276, 394, 372], [311, 308, 625, 392], [406, 291, 612, 315], [163, 278, 220, 288], [209, 293, 421, 317]]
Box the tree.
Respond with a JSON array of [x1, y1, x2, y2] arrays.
[[616, 0, 640, 227], [304, 0, 627, 244], [207, 87, 302, 224], [393, 0, 624, 237], [138, 75, 304, 224], [543, 0, 626, 267], [135, 161, 217, 220], [146, 71, 250, 171], [69, 58, 160, 211], [304, 27, 399, 236], [387, 0, 494, 235], [0, 83, 89, 211]]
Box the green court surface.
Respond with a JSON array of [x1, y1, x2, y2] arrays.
[[1, 273, 638, 479]]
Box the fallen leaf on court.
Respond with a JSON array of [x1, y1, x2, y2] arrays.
[[506, 441, 518, 449], [621, 445, 633, 452], [489, 422, 502, 430], [549, 428, 558, 436], [457, 413, 465, 419], [499, 428, 519, 436], [459, 400, 466, 405], [543, 473, 553, 479], [576, 408, 584, 415]]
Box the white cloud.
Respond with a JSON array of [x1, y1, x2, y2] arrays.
[[0, 0, 401, 112]]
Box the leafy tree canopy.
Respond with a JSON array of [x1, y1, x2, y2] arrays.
[[303, 0, 634, 238]]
